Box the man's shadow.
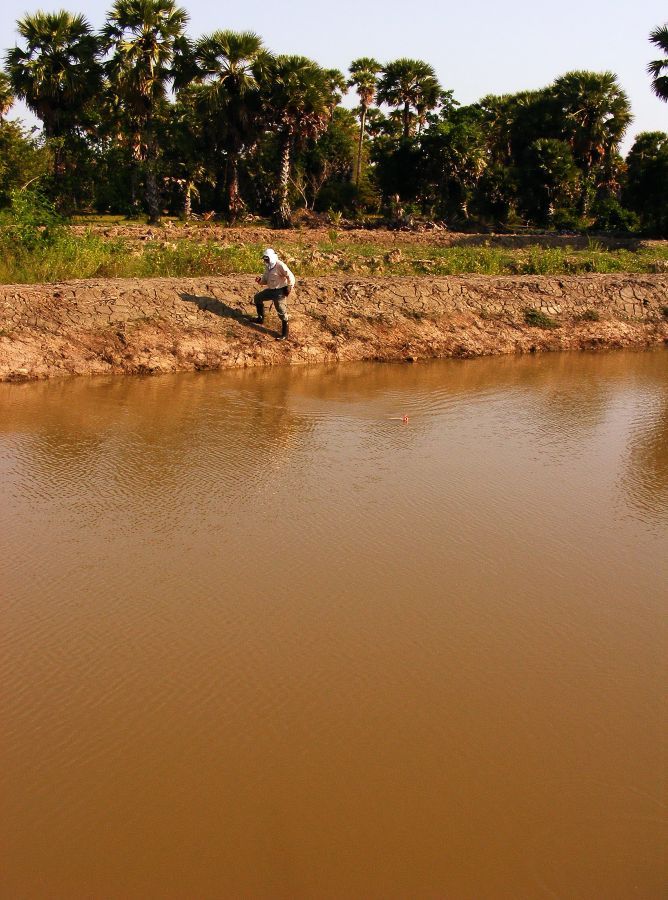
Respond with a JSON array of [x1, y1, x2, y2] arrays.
[[179, 292, 273, 335]]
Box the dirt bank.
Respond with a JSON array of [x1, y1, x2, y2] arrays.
[[1, 274, 666, 381], [69, 222, 664, 251]]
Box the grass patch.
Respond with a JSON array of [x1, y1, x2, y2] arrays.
[[1, 221, 668, 285], [524, 307, 559, 329], [577, 308, 601, 322]]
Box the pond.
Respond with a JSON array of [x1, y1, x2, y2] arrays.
[[1, 351, 666, 898]]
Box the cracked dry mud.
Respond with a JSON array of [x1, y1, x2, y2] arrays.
[[1, 274, 666, 381]]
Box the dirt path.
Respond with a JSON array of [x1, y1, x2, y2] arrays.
[[1, 274, 666, 381], [69, 222, 663, 251]]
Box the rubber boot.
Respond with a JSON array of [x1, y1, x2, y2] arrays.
[[277, 319, 289, 341], [252, 298, 264, 324]]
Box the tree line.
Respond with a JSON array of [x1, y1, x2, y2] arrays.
[[1, 4, 667, 234]]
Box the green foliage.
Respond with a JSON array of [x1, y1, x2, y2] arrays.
[[578, 308, 601, 322], [590, 197, 640, 234], [315, 181, 357, 214], [4, 11, 101, 139], [417, 106, 487, 220], [0, 70, 14, 117], [550, 71, 631, 215], [0, 11, 658, 234], [261, 55, 333, 225], [624, 132, 668, 236], [102, 0, 189, 223], [524, 307, 558, 329], [348, 57, 382, 186], [520, 138, 580, 224], [299, 108, 357, 211], [551, 208, 588, 232], [377, 59, 442, 138], [191, 30, 268, 219], [1, 228, 666, 284], [648, 24, 668, 101], [0, 187, 63, 249], [0, 121, 51, 206], [371, 135, 423, 204]]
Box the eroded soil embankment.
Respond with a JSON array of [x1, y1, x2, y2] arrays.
[[1, 274, 666, 381]]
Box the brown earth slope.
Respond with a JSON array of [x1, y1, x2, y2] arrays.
[[1, 274, 666, 381]]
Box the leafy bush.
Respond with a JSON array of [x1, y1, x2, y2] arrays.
[[590, 197, 640, 234], [578, 308, 600, 321], [0, 188, 63, 250], [551, 208, 588, 232], [0, 122, 52, 207], [524, 307, 558, 328]]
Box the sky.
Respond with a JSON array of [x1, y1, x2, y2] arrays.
[[1, 0, 666, 154]]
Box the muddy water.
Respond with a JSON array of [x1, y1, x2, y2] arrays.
[[1, 352, 666, 900]]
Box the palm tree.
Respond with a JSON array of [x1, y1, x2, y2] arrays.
[[648, 24, 668, 101], [479, 94, 520, 165], [261, 55, 331, 227], [161, 87, 211, 219], [377, 58, 442, 139], [348, 57, 381, 186], [192, 30, 269, 221], [551, 71, 631, 213], [102, 0, 188, 224], [323, 68, 347, 120], [0, 71, 14, 120], [5, 11, 100, 174]]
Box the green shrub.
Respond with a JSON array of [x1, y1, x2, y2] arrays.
[[551, 208, 588, 232], [524, 307, 558, 328], [0, 188, 63, 251], [564, 255, 595, 273], [590, 197, 640, 235]]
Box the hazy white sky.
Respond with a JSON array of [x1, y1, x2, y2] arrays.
[[2, 0, 666, 153]]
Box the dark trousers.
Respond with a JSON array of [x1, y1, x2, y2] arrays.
[[254, 287, 289, 322]]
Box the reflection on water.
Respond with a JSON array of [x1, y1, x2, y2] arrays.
[[1, 351, 666, 899], [622, 397, 668, 517]]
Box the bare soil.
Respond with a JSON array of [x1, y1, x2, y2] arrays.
[[1, 274, 666, 381], [69, 222, 664, 251]]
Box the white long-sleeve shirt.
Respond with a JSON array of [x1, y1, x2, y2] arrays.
[[261, 259, 295, 290]]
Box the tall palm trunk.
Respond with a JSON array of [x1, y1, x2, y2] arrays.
[[355, 104, 367, 186], [43, 120, 66, 180], [53, 143, 66, 178], [143, 113, 161, 225], [227, 153, 242, 223], [145, 165, 161, 224], [126, 129, 142, 217], [183, 179, 193, 220], [402, 100, 410, 138], [276, 130, 292, 227], [577, 151, 595, 216]]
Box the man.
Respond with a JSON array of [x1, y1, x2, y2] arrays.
[[252, 248, 296, 340]]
